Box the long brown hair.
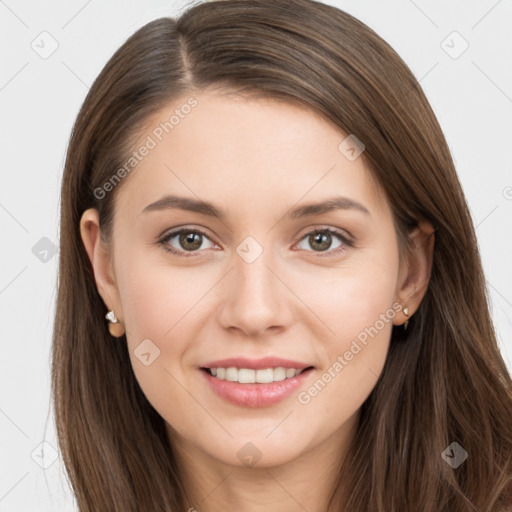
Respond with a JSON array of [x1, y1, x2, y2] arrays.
[[52, 0, 512, 510]]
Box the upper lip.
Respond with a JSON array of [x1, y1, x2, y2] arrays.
[[201, 357, 313, 370]]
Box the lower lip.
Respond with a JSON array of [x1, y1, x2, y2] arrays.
[[201, 368, 314, 408]]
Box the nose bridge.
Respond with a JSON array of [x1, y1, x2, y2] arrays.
[[233, 236, 279, 304], [217, 234, 291, 334]]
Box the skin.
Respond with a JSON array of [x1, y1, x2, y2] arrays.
[[80, 89, 434, 512]]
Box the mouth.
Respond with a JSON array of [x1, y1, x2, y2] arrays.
[[200, 366, 314, 384], [199, 364, 315, 408]]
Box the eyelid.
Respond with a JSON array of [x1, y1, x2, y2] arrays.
[[158, 225, 213, 241], [295, 225, 354, 245]]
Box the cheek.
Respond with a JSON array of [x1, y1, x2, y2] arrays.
[[116, 249, 215, 344], [114, 254, 217, 420], [290, 250, 398, 342], [290, 253, 398, 413]]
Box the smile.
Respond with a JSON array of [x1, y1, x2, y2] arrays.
[[200, 366, 314, 408], [205, 366, 307, 384]]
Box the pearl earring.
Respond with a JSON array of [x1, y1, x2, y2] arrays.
[[105, 310, 125, 338], [403, 306, 410, 330]]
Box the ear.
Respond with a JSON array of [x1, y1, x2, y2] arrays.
[[79, 208, 123, 323], [393, 219, 435, 326]]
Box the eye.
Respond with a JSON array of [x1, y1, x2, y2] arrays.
[[158, 227, 216, 257], [157, 226, 354, 258], [295, 227, 353, 257]]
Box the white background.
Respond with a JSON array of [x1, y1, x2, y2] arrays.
[[0, 0, 511, 510]]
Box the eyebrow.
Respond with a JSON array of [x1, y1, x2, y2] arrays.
[[141, 194, 370, 219]]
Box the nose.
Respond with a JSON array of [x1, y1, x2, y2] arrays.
[[216, 250, 294, 338]]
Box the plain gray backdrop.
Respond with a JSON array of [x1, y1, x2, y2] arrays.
[[0, 0, 511, 510]]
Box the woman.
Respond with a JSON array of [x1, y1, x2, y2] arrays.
[[52, 0, 512, 510]]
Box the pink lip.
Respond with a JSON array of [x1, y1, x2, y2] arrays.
[[200, 367, 314, 408], [201, 356, 312, 370]]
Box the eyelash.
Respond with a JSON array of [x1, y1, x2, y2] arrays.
[[157, 226, 354, 259]]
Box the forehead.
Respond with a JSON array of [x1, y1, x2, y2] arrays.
[[114, 89, 387, 220]]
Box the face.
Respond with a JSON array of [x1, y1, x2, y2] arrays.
[[81, 89, 428, 470]]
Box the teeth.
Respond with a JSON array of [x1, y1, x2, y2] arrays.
[[285, 368, 296, 378], [273, 367, 286, 381], [208, 366, 305, 383], [255, 368, 274, 383], [238, 368, 255, 383], [226, 367, 238, 382]]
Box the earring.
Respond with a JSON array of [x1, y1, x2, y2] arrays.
[[403, 305, 410, 330], [105, 310, 125, 337]]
